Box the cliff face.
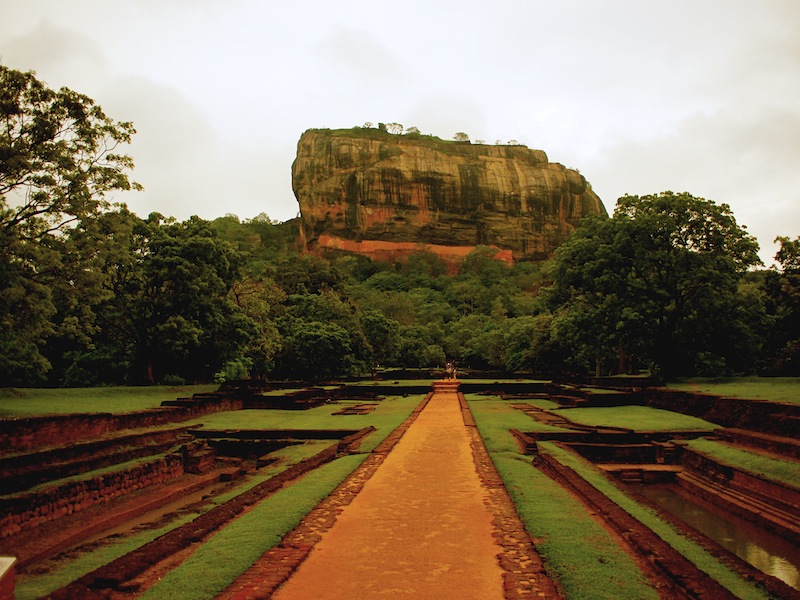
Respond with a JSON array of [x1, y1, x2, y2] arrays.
[[292, 128, 606, 265]]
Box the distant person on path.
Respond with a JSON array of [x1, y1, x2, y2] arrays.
[[445, 361, 457, 380]]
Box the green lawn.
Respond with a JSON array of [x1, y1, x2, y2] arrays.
[[137, 395, 424, 598], [469, 398, 773, 600], [468, 399, 659, 599], [685, 438, 800, 488], [557, 405, 717, 431], [0, 385, 218, 417], [257, 388, 306, 396], [140, 455, 365, 600], [463, 394, 565, 432], [191, 394, 423, 452], [540, 442, 771, 600], [668, 377, 800, 404], [15, 394, 423, 598]]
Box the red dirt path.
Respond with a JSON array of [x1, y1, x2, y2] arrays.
[[272, 387, 504, 599], [219, 383, 559, 599]]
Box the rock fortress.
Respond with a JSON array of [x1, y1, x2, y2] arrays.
[[292, 127, 607, 271]]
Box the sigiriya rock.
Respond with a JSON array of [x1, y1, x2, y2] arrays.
[[292, 127, 607, 268]]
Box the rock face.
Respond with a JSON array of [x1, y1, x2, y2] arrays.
[[293, 128, 607, 267]]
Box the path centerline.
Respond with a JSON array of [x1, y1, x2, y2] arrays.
[[272, 385, 505, 599]]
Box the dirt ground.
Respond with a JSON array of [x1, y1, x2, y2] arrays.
[[218, 386, 560, 599], [272, 390, 505, 599]]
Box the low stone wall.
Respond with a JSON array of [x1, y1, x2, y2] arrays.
[[681, 448, 800, 517], [0, 426, 192, 493], [536, 452, 732, 598], [49, 440, 346, 598], [0, 454, 184, 539], [644, 389, 800, 437], [716, 428, 800, 460], [566, 442, 660, 464], [0, 399, 243, 454]]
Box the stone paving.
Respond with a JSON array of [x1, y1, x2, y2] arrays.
[[219, 382, 561, 599]]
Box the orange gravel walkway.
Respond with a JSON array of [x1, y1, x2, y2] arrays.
[[272, 385, 505, 600]]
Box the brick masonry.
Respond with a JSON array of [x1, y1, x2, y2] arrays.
[[0, 454, 184, 539], [219, 389, 563, 599]]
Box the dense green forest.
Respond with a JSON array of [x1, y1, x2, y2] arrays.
[[2, 65, 799, 386]]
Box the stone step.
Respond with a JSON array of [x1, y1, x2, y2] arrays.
[[677, 472, 800, 539]]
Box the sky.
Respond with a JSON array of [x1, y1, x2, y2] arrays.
[[1, 0, 798, 264]]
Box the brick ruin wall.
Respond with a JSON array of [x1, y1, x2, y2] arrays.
[[0, 399, 243, 453], [0, 454, 184, 539], [643, 389, 800, 437]]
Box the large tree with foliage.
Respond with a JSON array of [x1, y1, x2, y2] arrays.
[[0, 66, 140, 385], [761, 235, 800, 374], [54, 211, 256, 385], [119, 214, 254, 384], [546, 191, 761, 378]]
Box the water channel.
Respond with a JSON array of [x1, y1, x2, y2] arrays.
[[632, 483, 800, 590]]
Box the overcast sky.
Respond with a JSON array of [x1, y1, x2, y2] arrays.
[[2, 0, 798, 264]]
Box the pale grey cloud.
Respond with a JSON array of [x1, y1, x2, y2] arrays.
[[404, 94, 489, 142], [588, 106, 800, 264], [315, 27, 411, 86], [1, 0, 798, 255], [1, 18, 108, 91]]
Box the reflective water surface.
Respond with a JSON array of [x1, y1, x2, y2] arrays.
[[633, 483, 800, 590]]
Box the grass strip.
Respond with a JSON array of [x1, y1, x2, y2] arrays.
[[685, 438, 800, 488], [139, 454, 365, 600], [0, 385, 217, 417], [540, 442, 772, 600], [469, 399, 659, 599], [189, 394, 423, 452], [668, 377, 800, 404], [13, 448, 319, 599], [463, 394, 565, 433], [14, 514, 199, 600], [558, 405, 716, 431], [17, 395, 421, 597]]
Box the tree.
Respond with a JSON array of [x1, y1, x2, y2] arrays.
[[396, 325, 445, 369], [386, 122, 404, 134], [774, 235, 800, 273], [460, 246, 511, 286], [453, 132, 470, 142], [227, 276, 284, 379], [761, 235, 800, 374], [268, 253, 343, 295], [275, 321, 354, 381], [0, 66, 140, 385], [0, 66, 141, 242], [359, 309, 401, 369], [45, 207, 141, 385], [503, 315, 569, 374], [546, 191, 761, 378], [86, 214, 254, 385]]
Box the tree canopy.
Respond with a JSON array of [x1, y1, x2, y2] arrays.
[[1, 67, 797, 384], [0, 66, 140, 385], [545, 192, 762, 377], [0, 66, 141, 241]]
